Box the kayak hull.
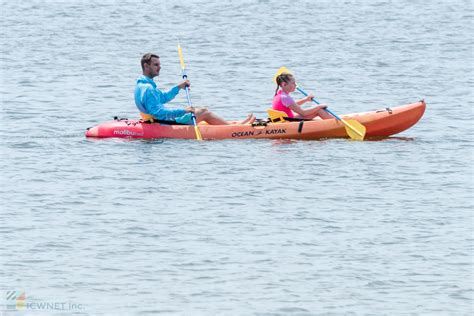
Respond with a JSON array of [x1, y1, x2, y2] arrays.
[[85, 100, 426, 140]]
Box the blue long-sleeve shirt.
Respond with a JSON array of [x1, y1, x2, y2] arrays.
[[134, 75, 186, 120]]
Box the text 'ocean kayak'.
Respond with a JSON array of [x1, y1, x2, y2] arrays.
[[85, 100, 425, 140]]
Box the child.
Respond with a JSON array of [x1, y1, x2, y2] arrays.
[[273, 73, 332, 120]]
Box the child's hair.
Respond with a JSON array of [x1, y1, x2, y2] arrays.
[[275, 73, 294, 96]]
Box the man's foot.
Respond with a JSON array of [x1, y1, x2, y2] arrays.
[[240, 113, 256, 125]]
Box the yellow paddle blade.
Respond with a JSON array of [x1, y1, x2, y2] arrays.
[[267, 108, 287, 123], [194, 125, 203, 140], [177, 44, 185, 70], [273, 66, 293, 83], [341, 118, 366, 141]]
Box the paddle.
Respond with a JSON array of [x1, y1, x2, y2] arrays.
[[274, 67, 366, 141], [178, 44, 203, 141]]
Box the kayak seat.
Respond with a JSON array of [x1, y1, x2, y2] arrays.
[[139, 112, 187, 125], [267, 109, 287, 123], [140, 112, 155, 121], [267, 109, 307, 123]]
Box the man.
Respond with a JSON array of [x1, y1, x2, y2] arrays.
[[134, 53, 255, 125]]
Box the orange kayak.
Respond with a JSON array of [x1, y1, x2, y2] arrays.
[[85, 100, 425, 140]]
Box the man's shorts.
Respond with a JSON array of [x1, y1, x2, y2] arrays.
[[174, 113, 194, 125]]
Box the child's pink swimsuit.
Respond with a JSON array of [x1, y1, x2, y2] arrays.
[[272, 90, 295, 118]]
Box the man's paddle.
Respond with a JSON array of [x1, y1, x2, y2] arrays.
[[178, 44, 203, 141], [274, 67, 366, 141]]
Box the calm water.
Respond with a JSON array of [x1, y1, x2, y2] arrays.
[[1, 0, 473, 315]]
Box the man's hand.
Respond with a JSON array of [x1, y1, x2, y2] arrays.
[[185, 106, 195, 113], [178, 80, 190, 90]]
